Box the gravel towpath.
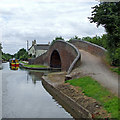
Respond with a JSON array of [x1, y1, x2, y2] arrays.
[[78, 50, 119, 96]]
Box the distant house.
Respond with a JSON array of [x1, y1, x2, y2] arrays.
[[28, 40, 49, 58]]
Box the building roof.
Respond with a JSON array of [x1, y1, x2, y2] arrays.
[[34, 44, 49, 50], [28, 44, 49, 51]]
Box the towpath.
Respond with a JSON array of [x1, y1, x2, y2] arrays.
[[78, 50, 119, 96]]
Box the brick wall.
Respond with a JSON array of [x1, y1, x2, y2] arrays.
[[69, 40, 107, 58]]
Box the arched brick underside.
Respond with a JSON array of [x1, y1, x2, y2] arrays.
[[31, 40, 81, 73], [50, 50, 61, 68]]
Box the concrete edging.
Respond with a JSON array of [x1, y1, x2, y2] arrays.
[[42, 76, 93, 119]]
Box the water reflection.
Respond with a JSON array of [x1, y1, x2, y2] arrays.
[[2, 63, 72, 118], [10, 66, 19, 70], [28, 71, 77, 118], [27, 71, 44, 84]]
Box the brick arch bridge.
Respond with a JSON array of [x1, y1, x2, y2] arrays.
[[30, 40, 81, 73]]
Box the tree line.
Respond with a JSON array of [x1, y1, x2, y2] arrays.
[[2, 48, 29, 61]]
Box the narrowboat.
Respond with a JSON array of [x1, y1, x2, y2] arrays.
[[10, 66, 19, 70], [9, 58, 19, 67]]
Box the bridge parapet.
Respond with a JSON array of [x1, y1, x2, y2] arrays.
[[69, 39, 107, 58], [30, 40, 81, 73]]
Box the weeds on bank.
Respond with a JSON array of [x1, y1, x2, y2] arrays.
[[111, 67, 120, 75], [66, 76, 120, 119], [24, 64, 48, 68]]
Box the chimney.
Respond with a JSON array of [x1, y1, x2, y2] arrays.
[[48, 42, 50, 45], [32, 40, 36, 46], [34, 40, 36, 45]]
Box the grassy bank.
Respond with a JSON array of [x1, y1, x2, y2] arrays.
[[19, 61, 28, 65], [66, 76, 120, 119], [24, 64, 48, 68]]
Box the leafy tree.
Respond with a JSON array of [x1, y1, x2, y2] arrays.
[[100, 34, 108, 49], [0, 43, 2, 60], [51, 36, 64, 45], [14, 48, 26, 59], [2, 52, 13, 61], [89, 2, 120, 66], [82, 35, 108, 49], [0, 43, 2, 50], [69, 36, 81, 42], [2, 48, 30, 61], [14, 48, 29, 61]]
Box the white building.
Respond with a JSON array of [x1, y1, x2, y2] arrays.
[[28, 40, 49, 58]]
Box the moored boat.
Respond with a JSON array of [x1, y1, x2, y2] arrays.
[[9, 58, 19, 67]]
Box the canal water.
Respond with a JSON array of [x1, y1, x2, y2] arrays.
[[2, 63, 72, 118]]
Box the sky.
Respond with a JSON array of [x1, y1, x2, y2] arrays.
[[0, 0, 106, 54]]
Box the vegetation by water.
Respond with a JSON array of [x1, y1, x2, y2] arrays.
[[24, 64, 48, 68], [19, 61, 28, 65], [2, 53, 13, 61], [66, 76, 120, 119], [2, 48, 30, 61], [111, 67, 120, 75], [0, 43, 2, 60], [14, 48, 29, 61]]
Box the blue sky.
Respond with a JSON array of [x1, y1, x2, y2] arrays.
[[0, 0, 106, 54]]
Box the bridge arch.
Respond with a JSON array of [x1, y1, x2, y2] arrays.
[[31, 40, 81, 73], [50, 50, 61, 68]]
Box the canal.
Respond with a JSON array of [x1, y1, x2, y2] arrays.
[[2, 63, 72, 118]]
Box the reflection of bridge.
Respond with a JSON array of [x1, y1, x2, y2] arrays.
[[29, 39, 118, 96]]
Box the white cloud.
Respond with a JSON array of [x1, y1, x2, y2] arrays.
[[0, 0, 105, 54]]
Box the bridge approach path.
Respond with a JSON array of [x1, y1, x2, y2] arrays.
[[78, 49, 119, 97]]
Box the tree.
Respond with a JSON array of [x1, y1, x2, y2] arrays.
[[2, 52, 13, 61], [69, 36, 81, 42], [0, 43, 2, 61], [14, 48, 29, 60], [0, 43, 2, 50], [51, 36, 64, 45], [89, 2, 120, 66]]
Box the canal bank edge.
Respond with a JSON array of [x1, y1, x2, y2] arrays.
[[19, 63, 61, 71], [42, 75, 92, 119]]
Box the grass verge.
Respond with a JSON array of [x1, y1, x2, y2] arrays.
[[66, 76, 120, 119], [24, 64, 48, 68], [19, 61, 28, 65]]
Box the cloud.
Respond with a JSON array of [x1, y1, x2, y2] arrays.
[[0, 0, 105, 54]]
